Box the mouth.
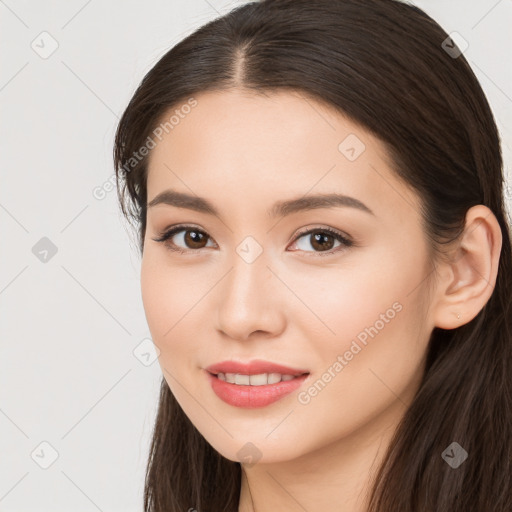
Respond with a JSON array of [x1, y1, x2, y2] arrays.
[[204, 359, 310, 379], [205, 369, 311, 408]]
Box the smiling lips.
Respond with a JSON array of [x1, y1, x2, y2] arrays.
[[204, 359, 310, 408]]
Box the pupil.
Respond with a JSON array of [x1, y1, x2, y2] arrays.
[[186, 230, 206, 248], [313, 232, 333, 251]]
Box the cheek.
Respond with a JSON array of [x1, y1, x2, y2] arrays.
[[287, 247, 430, 398], [289, 252, 430, 434], [140, 255, 201, 408], [287, 250, 422, 346], [140, 254, 168, 341], [140, 253, 190, 350], [140, 251, 216, 367]]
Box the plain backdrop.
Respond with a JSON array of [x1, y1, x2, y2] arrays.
[[1, 0, 511, 510]]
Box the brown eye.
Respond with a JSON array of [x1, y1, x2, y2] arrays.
[[182, 229, 209, 249], [290, 227, 353, 256], [152, 226, 215, 253], [309, 232, 336, 251]]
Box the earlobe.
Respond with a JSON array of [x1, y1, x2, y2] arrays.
[[431, 205, 502, 330]]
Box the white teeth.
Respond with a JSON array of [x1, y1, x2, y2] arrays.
[[217, 372, 298, 385], [248, 373, 267, 386], [267, 373, 282, 385], [235, 374, 250, 385]]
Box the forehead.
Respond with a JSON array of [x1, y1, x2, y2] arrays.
[[146, 89, 421, 224]]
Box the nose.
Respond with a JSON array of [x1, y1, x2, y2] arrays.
[[214, 251, 287, 342]]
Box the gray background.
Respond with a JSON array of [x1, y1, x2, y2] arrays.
[[1, 0, 511, 510]]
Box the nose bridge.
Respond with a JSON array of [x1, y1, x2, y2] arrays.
[[229, 241, 270, 301], [215, 236, 285, 339]]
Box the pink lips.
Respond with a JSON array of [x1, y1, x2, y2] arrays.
[[204, 359, 310, 408]]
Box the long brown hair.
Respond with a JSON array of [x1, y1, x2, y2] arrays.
[[113, 0, 512, 510]]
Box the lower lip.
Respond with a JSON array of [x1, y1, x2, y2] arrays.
[[205, 370, 310, 408]]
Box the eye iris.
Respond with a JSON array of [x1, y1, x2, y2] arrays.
[[185, 230, 208, 249], [311, 232, 335, 251]]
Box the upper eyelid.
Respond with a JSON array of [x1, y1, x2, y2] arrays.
[[156, 223, 350, 239]]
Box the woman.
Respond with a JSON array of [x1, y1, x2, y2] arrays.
[[113, 0, 512, 510]]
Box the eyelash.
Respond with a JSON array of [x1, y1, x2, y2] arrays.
[[152, 224, 354, 257]]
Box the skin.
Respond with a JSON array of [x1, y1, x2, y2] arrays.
[[140, 89, 502, 511]]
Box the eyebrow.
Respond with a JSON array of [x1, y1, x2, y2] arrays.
[[147, 189, 375, 218]]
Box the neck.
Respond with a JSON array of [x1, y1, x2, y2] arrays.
[[238, 395, 408, 512]]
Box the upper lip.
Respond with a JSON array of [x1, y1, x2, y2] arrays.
[[205, 359, 310, 377]]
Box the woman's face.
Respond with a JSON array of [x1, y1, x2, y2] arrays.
[[141, 89, 435, 464]]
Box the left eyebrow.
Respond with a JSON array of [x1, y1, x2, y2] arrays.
[[270, 192, 375, 217], [147, 190, 375, 218]]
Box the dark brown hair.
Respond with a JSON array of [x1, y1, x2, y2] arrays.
[[113, 0, 512, 510]]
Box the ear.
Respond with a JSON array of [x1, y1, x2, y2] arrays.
[[431, 205, 502, 329]]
